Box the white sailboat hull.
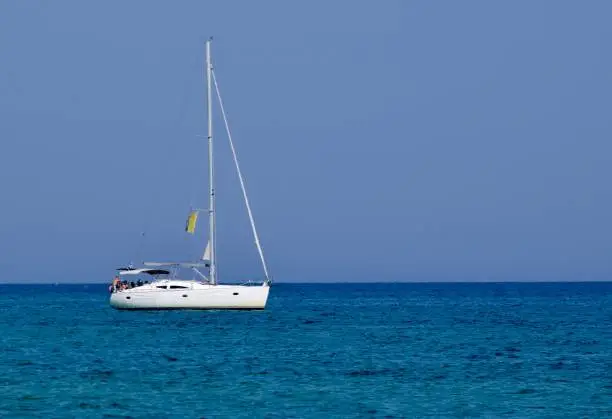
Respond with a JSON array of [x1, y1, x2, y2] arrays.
[[110, 281, 270, 310]]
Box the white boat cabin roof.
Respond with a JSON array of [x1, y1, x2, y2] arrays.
[[117, 268, 170, 276]]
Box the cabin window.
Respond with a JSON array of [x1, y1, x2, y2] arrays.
[[169, 285, 188, 289], [156, 286, 167, 289], [233, 292, 239, 296], [182, 294, 188, 298]]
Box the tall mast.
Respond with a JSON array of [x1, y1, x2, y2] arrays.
[[206, 38, 217, 285]]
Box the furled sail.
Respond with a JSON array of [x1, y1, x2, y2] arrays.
[[202, 240, 211, 260], [185, 210, 199, 234], [202, 240, 211, 266]]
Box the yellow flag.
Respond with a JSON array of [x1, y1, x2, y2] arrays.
[[185, 210, 198, 234]]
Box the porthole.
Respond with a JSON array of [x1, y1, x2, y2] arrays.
[[126, 296, 131, 300], [233, 292, 239, 296], [182, 294, 188, 298]]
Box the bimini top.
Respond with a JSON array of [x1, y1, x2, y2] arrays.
[[117, 268, 170, 276]]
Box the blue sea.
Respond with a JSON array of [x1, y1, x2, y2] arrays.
[[0, 282, 611, 418]]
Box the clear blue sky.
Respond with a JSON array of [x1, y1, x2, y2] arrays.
[[1, 1, 611, 283]]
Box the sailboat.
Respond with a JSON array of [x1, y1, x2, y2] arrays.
[[109, 39, 271, 310]]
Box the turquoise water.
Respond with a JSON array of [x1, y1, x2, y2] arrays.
[[0, 282, 611, 418]]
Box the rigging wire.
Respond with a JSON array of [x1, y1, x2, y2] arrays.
[[211, 69, 272, 283]]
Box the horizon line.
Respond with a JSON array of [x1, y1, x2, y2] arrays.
[[1, 279, 611, 285]]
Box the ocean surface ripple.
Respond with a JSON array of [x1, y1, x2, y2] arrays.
[[0, 282, 610, 418]]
